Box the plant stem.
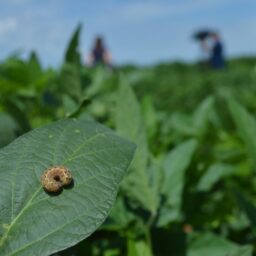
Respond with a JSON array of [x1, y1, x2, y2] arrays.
[[145, 212, 156, 256]]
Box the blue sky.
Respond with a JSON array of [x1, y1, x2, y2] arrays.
[[0, 0, 255, 67]]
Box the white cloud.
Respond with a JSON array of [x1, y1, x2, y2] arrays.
[[0, 18, 17, 36]]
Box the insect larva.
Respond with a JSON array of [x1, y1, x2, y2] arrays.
[[41, 166, 72, 193]]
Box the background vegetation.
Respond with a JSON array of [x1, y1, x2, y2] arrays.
[[1, 25, 256, 256]]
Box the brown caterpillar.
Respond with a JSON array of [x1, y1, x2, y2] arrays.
[[41, 166, 73, 193]]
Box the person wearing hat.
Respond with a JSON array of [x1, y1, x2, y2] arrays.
[[193, 30, 225, 69]]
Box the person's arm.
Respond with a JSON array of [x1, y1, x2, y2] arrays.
[[201, 39, 209, 52], [86, 53, 94, 66]]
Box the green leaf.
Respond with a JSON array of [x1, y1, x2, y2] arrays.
[[28, 51, 42, 81], [0, 113, 18, 148], [225, 246, 253, 256], [59, 63, 82, 101], [64, 24, 82, 67], [163, 139, 197, 205], [169, 113, 193, 136], [193, 96, 214, 136], [235, 191, 256, 228], [103, 248, 120, 256], [197, 163, 235, 192], [3, 98, 31, 134], [115, 80, 157, 213], [157, 139, 197, 225], [65, 97, 91, 119], [228, 98, 256, 166], [187, 232, 253, 256], [141, 94, 158, 141], [169, 96, 214, 138], [127, 239, 152, 256], [1, 58, 30, 85], [105, 196, 135, 230], [0, 119, 135, 256], [86, 67, 110, 97]]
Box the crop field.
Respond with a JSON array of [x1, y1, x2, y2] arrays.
[[1, 26, 256, 256]]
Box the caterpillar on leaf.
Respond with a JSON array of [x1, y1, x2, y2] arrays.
[[41, 166, 73, 193]]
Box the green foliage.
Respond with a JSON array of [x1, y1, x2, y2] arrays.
[[0, 113, 18, 148], [187, 232, 253, 256], [235, 191, 256, 228], [127, 239, 151, 256], [228, 98, 256, 167], [197, 163, 235, 192], [115, 80, 157, 213], [1, 24, 256, 255]]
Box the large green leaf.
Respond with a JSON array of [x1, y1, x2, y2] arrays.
[[115, 80, 158, 213], [0, 119, 135, 256]]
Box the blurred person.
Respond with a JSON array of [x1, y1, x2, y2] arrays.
[[87, 36, 112, 68], [209, 32, 225, 69], [201, 32, 225, 69]]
